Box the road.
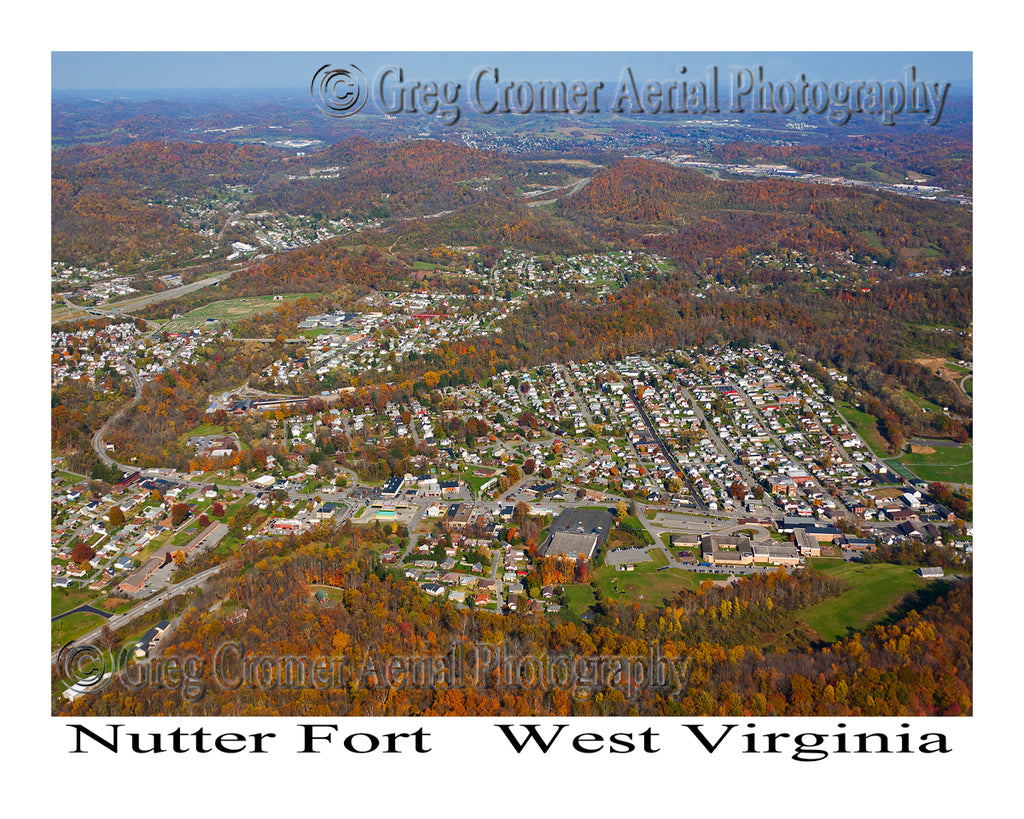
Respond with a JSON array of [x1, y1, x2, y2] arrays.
[[51, 565, 224, 666], [52, 270, 236, 325], [523, 176, 591, 208], [732, 350, 870, 486], [91, 361, 144, 473], [959, 373, 972, 398], [626, 386, 708, 511], [676, 383, 778, 515], [556, 364, 593, 426], [725, 375, 851, 518]]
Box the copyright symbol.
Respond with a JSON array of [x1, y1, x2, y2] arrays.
[[56, 641, 114, 694], [311, 63, 369, 118]]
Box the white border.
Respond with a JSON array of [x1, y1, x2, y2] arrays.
[[15, 3, 1015, 815]]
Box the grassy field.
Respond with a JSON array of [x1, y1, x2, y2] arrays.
[[562, 583, 596, 611], [836, 401, 889, 457], [797, 559, 930, 642], [159, 294, 315, 333], [851, 164, 903, 184], [566, 548, 717, 611], [52, 610, 108, 650], [52, 586, 99, 617], [309, 584, 347, 604], [963, 376, 973, 397], [892, 443, 972, 484], [462, 469, 497, 494], [177, 423, 235, 446], [903, 389, 945, 414]]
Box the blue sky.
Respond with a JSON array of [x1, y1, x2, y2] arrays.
[[52, 52, 972, 93]]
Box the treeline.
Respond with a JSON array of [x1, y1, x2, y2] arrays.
[[362, 197, 599, 256], [104, 342, 281, 469], [51, 141, 284, 268], [375, 279, 969, 440], [55, 530, 972, 717], [711, 129, 972, 191], [559, 158, 971, 277], [52, 375, 133, 477], [52, 141, 282, 195], [250, 137, 525, 221], [230, 243, 408, 296], [52, 177, 208, 269]]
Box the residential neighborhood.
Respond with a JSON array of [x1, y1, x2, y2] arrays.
[[52, 298, 971, 627]]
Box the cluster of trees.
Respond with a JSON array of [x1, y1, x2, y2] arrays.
[[502, 507, 548, 555], [526, 555, 591, 592], [250, 137, 524, 221], [861, 541, 971, 571], [930, 481, 972, 518], [51, 177, 208, 269], [711, 127, 972, 192], [363, 196, 597, 257], [231, 244, 408, 296], [560, 158, 971, 277], [51, 372, 133, 476], [51, 141, 281, 268], [104, 341, 280, 469], [55, 528, 972, 717]]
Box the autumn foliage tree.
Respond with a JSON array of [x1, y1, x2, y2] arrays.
[[170, 503, 190, 526], [71, 542, 96, 565]]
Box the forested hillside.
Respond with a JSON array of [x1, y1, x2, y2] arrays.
[[56, 527, 972, 717]]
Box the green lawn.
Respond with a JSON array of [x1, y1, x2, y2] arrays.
[[462, 469, 496, 494], [52, 611, 108, 651], [836, 401, 889, 457], [797, 559, 930, 642], [963, 376, 973, 397], [903, 389, 945, 414], [587, 548, 713, 608], [160, 293, 317, 333], [617, 515, 654, 545], [851, 164, 902, 184], [52, 586, 99, 617], [562, 583, 596, 614], [177, 423, 234, 445], [310, 584, 347, 604], [892, 443, 972, 484]]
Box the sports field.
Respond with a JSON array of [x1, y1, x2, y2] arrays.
[[159, 294, 314, 333]]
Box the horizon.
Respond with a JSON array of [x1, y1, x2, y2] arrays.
[[52, 51, 973, 93]]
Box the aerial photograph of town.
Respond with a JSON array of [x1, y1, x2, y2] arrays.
[[47, 49, 976, 729]]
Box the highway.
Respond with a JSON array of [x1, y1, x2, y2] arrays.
[[52, 270, 236, 325], [51, 565, 224, 666]]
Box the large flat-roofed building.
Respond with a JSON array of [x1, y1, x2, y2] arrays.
[[760, 542, 801, 566], [671, 533, 701, 548], [701, 534, 754, 566], [446, 503, 476, 531], [701, 534, 802, 566], [793, 528, 822, 557], [540, 507, 613, 560], [119, 556, 164, 593], [545, 531, 599, 559]]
